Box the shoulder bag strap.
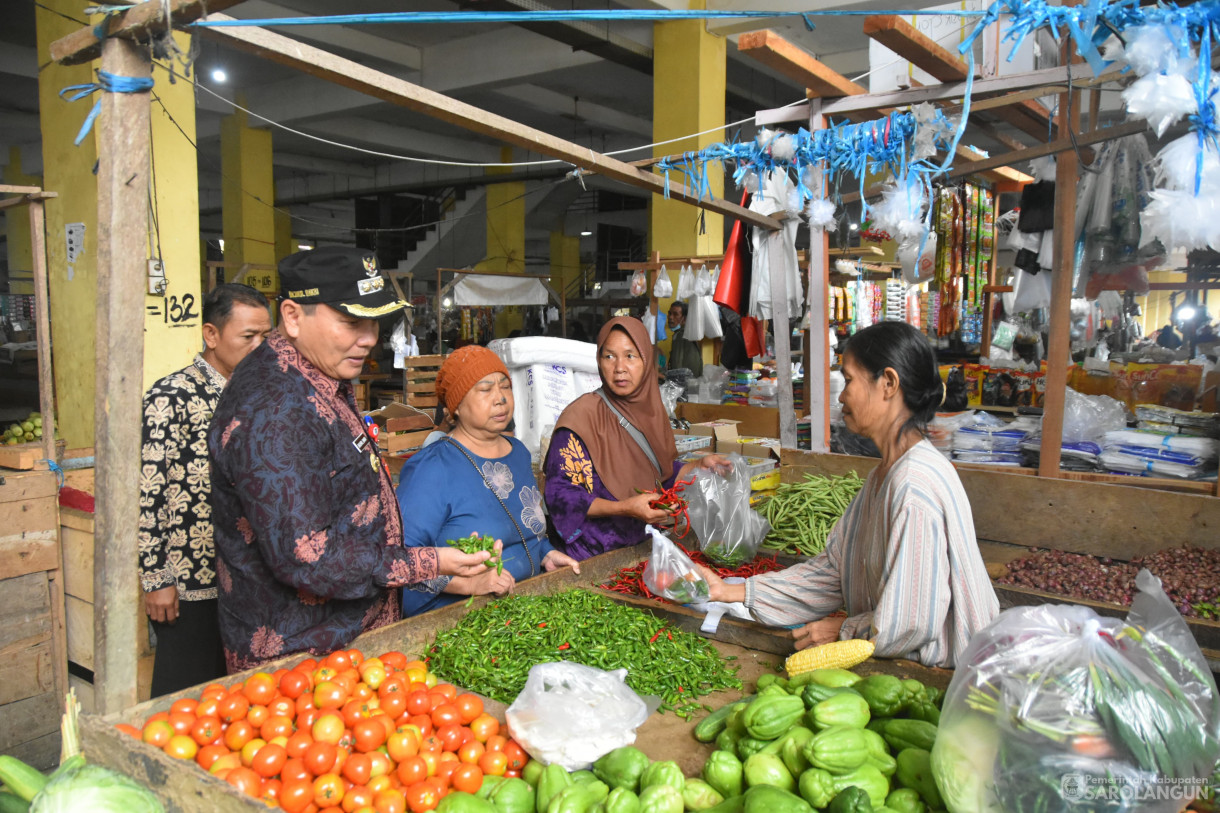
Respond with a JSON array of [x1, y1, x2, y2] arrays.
[[595, 388, 662, 476], [441, 436, 536, 577]]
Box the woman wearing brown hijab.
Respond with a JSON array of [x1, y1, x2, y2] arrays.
[[542, 316, 729, 560]]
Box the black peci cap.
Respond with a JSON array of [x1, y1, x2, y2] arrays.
[[278, 246, 409, 319]]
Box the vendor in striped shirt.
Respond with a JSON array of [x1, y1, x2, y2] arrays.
[[698, 322, 998, 668]]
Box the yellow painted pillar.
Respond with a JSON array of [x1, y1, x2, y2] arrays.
[[274, 201, 294, 262], [549, 231, 580, 297], [144, 32, 204, 387], [650, 1, 725, 365], [479, 148, 526, 337], [221, 108, 278, 297], [36, 0, 100, 448], [3, 147, 40, 295]]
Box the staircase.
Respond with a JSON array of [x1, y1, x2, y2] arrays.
[[395, 187, 487, 277]]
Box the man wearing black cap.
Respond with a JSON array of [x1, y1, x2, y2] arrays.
[[208, 246, 493, 672]]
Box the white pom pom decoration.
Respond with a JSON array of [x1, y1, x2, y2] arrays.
[[871, 177, 928, 240], [742, 170, 761, 194], [806, 198, 837, 231], [1122, 72, 1197, 137], [755, 128, 774, 151], [1141, 188, 1220, 251], [1123, 25, 1188, 76], [1152, 134, 1220, 192]]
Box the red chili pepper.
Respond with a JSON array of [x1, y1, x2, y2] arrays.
[[677, 686, 684, 693], [557, 642, 570, 651], [538, 622, 547, 628], [666, 630, 673, 641], [649, 628, 663, 644]]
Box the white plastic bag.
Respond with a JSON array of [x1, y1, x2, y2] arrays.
[[694, 265, 714, 296], [652, 266, 673, 298], [1062, 387, 1127, 442], [685, 455, 771, 567], [676, 265, 695, 299], [505, 661, 650, 770], [641, 526, 711, 604], [1012, 267, 1053, 313]]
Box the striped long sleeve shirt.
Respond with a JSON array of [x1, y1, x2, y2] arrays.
[[744, 440, 998, 668]]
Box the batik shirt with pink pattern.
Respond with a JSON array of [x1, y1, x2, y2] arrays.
[[209, 330, 443, 672]]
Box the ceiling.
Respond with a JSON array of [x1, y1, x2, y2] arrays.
[[1, 0, 1099, 275]]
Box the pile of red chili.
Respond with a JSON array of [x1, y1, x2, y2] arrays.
[[601, 544, 785, 602]]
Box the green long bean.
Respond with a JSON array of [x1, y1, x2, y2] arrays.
[[756, 472, 864, 557]]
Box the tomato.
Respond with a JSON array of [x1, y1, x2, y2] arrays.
[[403, 691, 430, 717], [347, 649, 365, 668], [219, 692, 251, 723], [324, 650, 353, 672], [341, 699, 369, 729], [244, 672, 279, 705], [190, 715, 223, 746], [404, 780, 440, 813], [313, 711, 346, 745], [261, 777, 282, 802], [247, 704, 270, 730], [297, 706, 320, 731], [435, 761, 458, 786], [115, 723, 141, 739], [451, 764, 483, 795], [353, 718, 387, 753], [269, 696, 297, 719], [457, 740, 484, 766], [286, 729, 314, 759], [379, 651, 408, 671], [418, 751, 439, 777], [164, 734, 199, 761], [296, 658, 319, 674], [281, 670, 312, 700], [368, 775, 393, 795], [504, 769, 521, 779], [430, 704, 461, 729], [478, 751, 507, 777], [141, 719, 173, 748], [280, 778, 316, 813], [201, 682, 228, 699], [170, 697, 199, 716], [226, 766, 263, 798], [209, 752, 242, 776], [224, 720, 257, 752], [395, 755, 428, 786], [425, 693, 446, 713], [453, 694, 483, 725], [373, 788, 407, 813], [408, 715, 433, 738], [282, 757, 312, 783], [435, 725, 464, 753], [314, 666, 339, 686], [423, 775, 449, 799], [387, 730, 419, 763], [430, 684, 456, 703], [343, 785, 375, 813], [379, 692, 407, 721], [342, 752, 373, 786], [262, 713, 296, 742], [367, 750, 392, 780], [240, 738, 268, 768], [314, 772, 346, 809], [502, 741, 527, 772], [251, 742, 289, 778], [419, 735, 443, 754], [468, 714, 499, 743], [195, 696, 221, 719], [315, 681, 347, 710], [305, 741, 340, 776], [360, 663, 387, 691], [196, 743, 230, 770], [484, 735, 507, 754]]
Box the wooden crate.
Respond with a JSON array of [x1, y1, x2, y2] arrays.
[[0, 469, 66, 770], [402, 354, 445, 409], [78, 543, 949, 811], [60, 505, 155, 712]]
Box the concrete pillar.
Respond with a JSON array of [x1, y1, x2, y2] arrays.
[[3, 147, 40, 295], [478, 148, 526, 337], [221, 107, 277, 297]]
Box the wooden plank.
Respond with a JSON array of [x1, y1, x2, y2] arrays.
[[384, 413, 436, 433], [4, 730, 60, 772], [60, 506, 94, 533], [61, 522, 93, 601], [0, 534, 57, 581], [93, 36, 150, 716], [0, 691, 59, 752], [0, 499, 58, 546], [205, 17, 781, 232], [862, 15, 974, 83], [0, 470, 57, 504], [0, 572, 51, 653], [770, 205, 797, 450], [30, 199, 58, 465], [808, 102, 831, 453], [405, 355, 446, 367], [0, 446, 38, 471], [737, 30, 867, 98], [387, 429, 434, 453], [592, 589, 793, 655], [948, 120, 1147, 179], [46, 567, 68, 716], [66, 594, 94, 672], [50, 0, 246, 65], [0, 640, 54, 706]]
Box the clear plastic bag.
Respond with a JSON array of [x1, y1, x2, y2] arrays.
[[505, 661, 650, 770], [653, 266, 673, 298], [676, 265, 696, 299], [1062, 387, 1127, 443], [932, 569, 1220, 813], [684, 454, 771, 567], [629, 270, 648, 297], [641, 526, 711, 603]]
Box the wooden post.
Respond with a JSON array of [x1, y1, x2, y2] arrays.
[[435, 268, 443, 355], [29, 196, 58, 464], [806, 101, 831, 453], [1038, 52, 1082, 478], [771, 219, 797, 450], [93, 37, 151, 715], [979, 193, 1000, 359]]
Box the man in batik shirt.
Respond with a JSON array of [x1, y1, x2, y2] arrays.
[[140, 283, 272, 695], [208, 247, 492, 672]]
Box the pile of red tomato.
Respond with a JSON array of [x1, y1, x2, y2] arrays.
[[116, 648, 532, 813]]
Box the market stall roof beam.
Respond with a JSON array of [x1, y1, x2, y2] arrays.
[[737, 29, 868, 99], [197, 14, 781, 232], [51, 0, 245, 64]]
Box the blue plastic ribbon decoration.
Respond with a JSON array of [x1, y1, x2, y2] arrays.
[[59, 70, 155, 146]]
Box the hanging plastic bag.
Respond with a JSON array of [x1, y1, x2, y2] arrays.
[[629, 269, 648, 297], [684, 454, 771, 567], [641, 526, 711, 604], [676, 265, 696, 299], [652, 266, 673, 298], [505, 661, 650, 770], [1062, 387, 1127, 442], [694, 264, 714, 296], [685, 295, 706, 341], [1011, 267, 1053, 313], [641, 305, 657, 344], [932, 569, 1220, 813], [696, 296, 723, 340]]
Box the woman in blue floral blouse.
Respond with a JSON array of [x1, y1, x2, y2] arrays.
[[395, 346, 580, 616]]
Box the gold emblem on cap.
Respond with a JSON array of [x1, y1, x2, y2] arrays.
[[362, 256, 378, 277]]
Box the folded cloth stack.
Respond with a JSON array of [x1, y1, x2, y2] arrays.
[[952, 424, 1027, 466], [1020, 434, 1102, 472], [1134, 405, 1220, 439], [1099, 429, 1220, 479]]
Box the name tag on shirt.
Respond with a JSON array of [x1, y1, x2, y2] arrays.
[[353, 434, 370, 455]]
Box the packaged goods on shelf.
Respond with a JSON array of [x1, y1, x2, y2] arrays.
[[1098, 428, 1220, 479]]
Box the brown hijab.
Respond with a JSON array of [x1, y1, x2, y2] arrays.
[[555, 316, 678, 502]]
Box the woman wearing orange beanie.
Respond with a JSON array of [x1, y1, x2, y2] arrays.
[[394, 345, 580, 616]]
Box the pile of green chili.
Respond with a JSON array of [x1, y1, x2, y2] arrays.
[[425, 589, 741, 718], [757, 472, 864, 556]]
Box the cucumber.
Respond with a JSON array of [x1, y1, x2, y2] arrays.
[[0, 791, 30, 813], [694, 695, 757, 743], [0, 756, 45, 802]]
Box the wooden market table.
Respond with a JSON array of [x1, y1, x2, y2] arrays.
[[77, 542, 949, 812]]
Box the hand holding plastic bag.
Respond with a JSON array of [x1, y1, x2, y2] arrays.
[[685, 454, 771, 567], [931, 569, 1220, 813], [642, 526, 711, 604], [506, 661, 650, 770]]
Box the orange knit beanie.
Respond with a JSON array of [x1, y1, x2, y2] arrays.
[[435, 345, 510, 415]]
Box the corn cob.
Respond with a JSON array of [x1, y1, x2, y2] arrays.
[[784, 639, 874, 676]]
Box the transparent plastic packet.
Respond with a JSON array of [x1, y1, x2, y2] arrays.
[[641, 526, 711, 604], [684, 454, 771, 567]]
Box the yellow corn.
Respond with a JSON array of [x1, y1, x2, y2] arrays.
[[784, 639, 874, 676]]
